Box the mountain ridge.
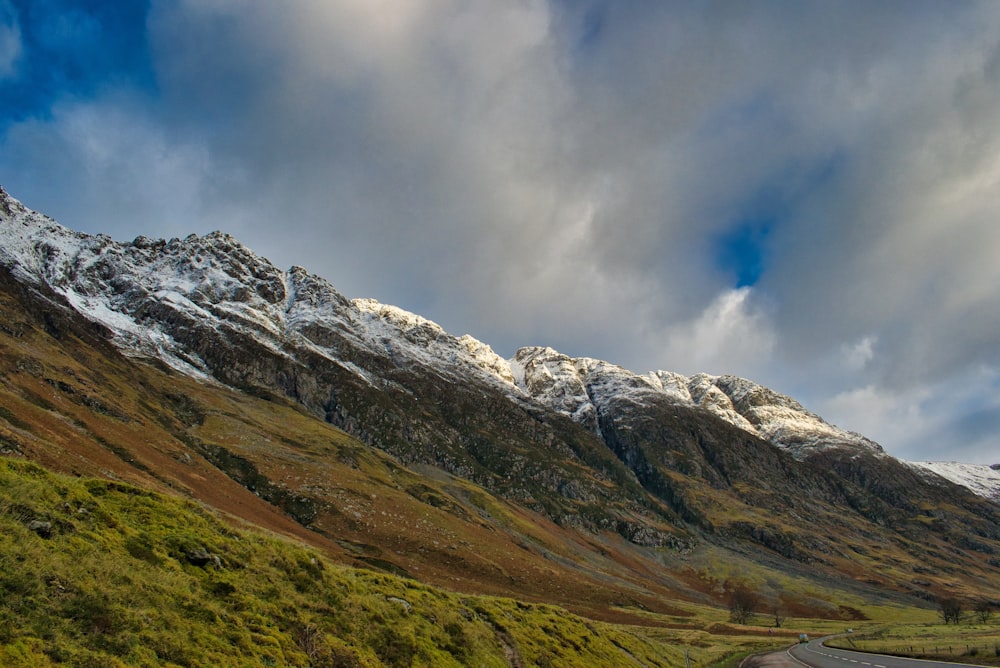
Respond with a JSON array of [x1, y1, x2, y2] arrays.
[[0, 185, 891, 466], [1, 183, 999, 627]]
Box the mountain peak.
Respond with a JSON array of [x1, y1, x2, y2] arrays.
[[507, 345, 882, 460], [0, 184, 16, 216]]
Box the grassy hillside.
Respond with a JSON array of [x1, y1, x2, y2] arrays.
[[0, 459, 693, 667]]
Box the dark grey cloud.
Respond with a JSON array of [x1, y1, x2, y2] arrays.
[[2, 1, 1000, 463]]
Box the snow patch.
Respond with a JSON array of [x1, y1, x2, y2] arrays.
[[908, 461, 1000, 503]]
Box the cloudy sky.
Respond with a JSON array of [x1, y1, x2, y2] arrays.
[[2, 1, 999, 464]]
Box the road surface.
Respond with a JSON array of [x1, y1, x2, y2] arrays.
[[743, 636, 989, 668]]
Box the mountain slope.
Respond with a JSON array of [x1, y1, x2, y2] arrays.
[[1, 184, 999, 624], [0, 260, 696, 622]]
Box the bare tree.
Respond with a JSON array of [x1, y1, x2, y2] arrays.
[[938, 596, 963, 624], [974, 599, 993, 625], [772, 605, 787, 628], [727, 583, 760, 625], [770, 585, 788, 628]]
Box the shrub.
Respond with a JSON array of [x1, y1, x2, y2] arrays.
[[372, 626, 417, 667]]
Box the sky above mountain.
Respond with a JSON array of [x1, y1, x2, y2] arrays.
[[1, 1, 999, 464]]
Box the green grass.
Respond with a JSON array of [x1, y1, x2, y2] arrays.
[[0, 458, 692, 667], [825, 620, 1000, 666]]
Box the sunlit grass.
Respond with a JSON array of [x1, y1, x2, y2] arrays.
[[0, 459, 693, 666]]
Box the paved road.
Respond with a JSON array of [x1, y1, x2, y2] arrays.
[[744, 637, 989, 668]]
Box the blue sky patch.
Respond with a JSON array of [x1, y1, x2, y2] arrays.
[[715, 218, 772, 288], [0, 0, 154, 128]]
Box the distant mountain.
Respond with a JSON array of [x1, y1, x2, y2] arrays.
[[908, 461, 1000, 503], [1, 183, 998, 623]]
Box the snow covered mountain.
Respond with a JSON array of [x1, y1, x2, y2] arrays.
[[908, 461, 1000, 503], [0, 186, 515, 385], [510, 346, 884, 460], [4, 183, 1000, 617], [0, 185, 888, 468]]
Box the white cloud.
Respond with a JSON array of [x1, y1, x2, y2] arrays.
[[822, 384, 931, 454], [819, 366, 1000, 465], [662, 287, 776, 378], [841, 336, 876, 372]]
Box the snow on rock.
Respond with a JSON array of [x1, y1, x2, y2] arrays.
[[459, 334, 515, 385], [343, 297, 521, 386], [907, 461, 1000, 503], [710, 375, 883, 458], [685, 374, 757, 432], [0, 185, 516, 393], [509, 346, 881, 459], [0, 187, 301, 374], [511, 347, 600, 428]]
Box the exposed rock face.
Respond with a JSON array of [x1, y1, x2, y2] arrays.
[[185, 548, 223, 569]]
